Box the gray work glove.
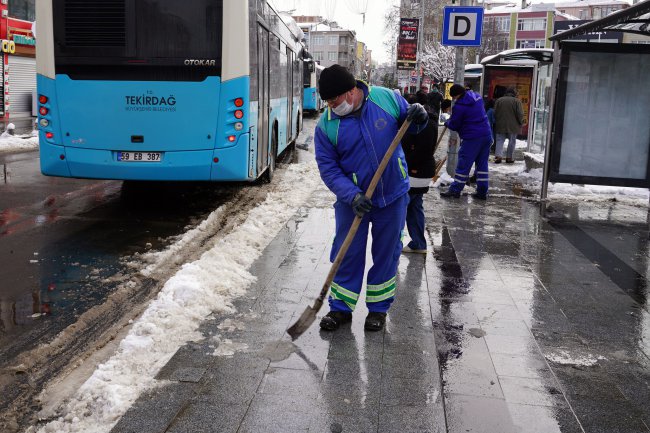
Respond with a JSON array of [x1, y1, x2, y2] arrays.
[[351, 193, 373, 217], [407, 103, 428, 125]]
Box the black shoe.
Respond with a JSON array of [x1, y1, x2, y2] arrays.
[[505, 158, 515, 164], [440, 189, 460, 198], [364, 312, 387, 331], [494, 157, 503, 164], [319, 311, 352, 331], [472, 192, 487, 200]]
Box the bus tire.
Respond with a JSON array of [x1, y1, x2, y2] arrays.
[[264, 127, 278, 183], [297, 112, 302, 137]]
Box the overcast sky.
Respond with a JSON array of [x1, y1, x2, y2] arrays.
[[269, 0, 398, 64]]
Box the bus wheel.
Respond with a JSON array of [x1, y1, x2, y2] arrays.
[[281, 142, 297, 164], [264, 130, 278, 183]]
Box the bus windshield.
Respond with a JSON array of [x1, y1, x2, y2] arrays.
[[53, 0, 223, 81]]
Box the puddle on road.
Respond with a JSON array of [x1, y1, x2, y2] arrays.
[[260, 340, 297, 362]]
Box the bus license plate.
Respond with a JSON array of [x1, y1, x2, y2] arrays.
[[118, 151, 162, 162]]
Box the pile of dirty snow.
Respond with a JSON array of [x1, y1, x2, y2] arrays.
[[0, 134, 39, 153], [491, 161, 650, 207], [33, 161, 321, 433]]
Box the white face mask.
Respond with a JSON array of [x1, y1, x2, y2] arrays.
[[333, 98, 354, 116]]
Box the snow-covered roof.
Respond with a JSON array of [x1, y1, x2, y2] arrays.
[[553, 0, 630, 8], [481, 48, 554, 64], [487, 3, 558, 13], [556, 11, 582, 19], [300, 23, 335, 32]]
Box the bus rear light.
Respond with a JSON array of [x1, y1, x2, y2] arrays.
[[60, 154, 65, 160], [234, 122, 244, 131], [39, 107, 49, 116], [213, 157, 219, 163], [234, 110, 243, 119], [234, 98, 244, 107], [39, 119, 49, 127], [39, 95, 48, 104], [46, 132, 54, 139], [228, 135, 236, 142]]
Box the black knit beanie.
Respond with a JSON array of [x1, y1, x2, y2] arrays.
[[319, 64, 357, 100], [449, 84, 466, 98]]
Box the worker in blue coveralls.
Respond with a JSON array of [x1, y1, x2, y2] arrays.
[[314, 64, 429, 332], [440, 84, 493, 200]]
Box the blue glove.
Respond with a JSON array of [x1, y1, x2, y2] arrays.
[[407, 103, 428, 125], [351, 193, 373, 217]]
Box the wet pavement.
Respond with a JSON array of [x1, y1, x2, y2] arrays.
[[101, 142, 645, 433], [0, 150, 250, 430], [0, 151, 244, 360], [109, 148, 650, 432], [8, 117, 650, 432]]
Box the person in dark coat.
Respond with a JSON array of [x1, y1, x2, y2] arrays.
[[428, 85, 443, 122], [402, 94, 437, 254], [494, 86, 524, 164], [441, 84, 493, 200]]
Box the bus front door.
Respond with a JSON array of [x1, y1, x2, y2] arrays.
[[257, 25, 270, 175]]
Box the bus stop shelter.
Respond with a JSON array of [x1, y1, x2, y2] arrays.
[[541, 0, 650, 214], [480, 49, 554, 153]]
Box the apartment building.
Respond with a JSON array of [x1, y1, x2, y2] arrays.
[[483, 3, 574, 53], [293, 15, 366, 77]]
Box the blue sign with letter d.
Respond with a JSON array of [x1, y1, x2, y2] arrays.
[[442, 6, 485, 47]]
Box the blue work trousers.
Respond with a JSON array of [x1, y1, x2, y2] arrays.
[[406, 191, 426, 250], [448, 135, 493, 195], [328, 193, 408, 314]]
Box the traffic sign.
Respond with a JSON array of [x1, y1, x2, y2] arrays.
[[442, 6, 484, 47]]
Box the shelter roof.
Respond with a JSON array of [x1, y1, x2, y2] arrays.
[[481, 48, 554, 64], [550, 0, 650, 40]]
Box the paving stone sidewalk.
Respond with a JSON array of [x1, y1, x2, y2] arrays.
[[112, 186, 447, 433], [112, 160, 650, 433]]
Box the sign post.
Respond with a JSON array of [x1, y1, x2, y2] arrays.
[[442, 5, 484, 85]]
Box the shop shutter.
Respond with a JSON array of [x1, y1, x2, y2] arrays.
[[8, 56, 36, 117]]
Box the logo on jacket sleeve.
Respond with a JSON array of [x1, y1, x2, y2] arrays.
[[375, 117, 388, 131]]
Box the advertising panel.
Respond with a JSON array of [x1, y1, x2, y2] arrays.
[[482, 65, 533, 138], [397, 18, 419, 70], [549, 44, 650, 187]]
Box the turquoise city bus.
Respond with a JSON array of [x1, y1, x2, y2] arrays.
[[303, 58, 324, 113], [36, 0, 304, 182]]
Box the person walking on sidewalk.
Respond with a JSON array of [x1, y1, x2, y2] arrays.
[[314, 65, 429, 332], [402, 93, 437, 254], [440, 84, 493, 200], [494, 86, 524, 164], [428, 84, 443, 123]]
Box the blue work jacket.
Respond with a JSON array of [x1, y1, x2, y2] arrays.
[[315, 82, 425, 208]]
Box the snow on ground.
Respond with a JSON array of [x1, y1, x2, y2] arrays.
[[545, 350, 606, 367], [34, 161, 321, 433], [0, 134, 39, 153], [488, 159, 649, 207], [515, 139, 528, 149]]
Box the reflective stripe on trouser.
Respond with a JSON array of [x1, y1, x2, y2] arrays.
[[328, 193, 408, 313], [449, 135, 493, 195]]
